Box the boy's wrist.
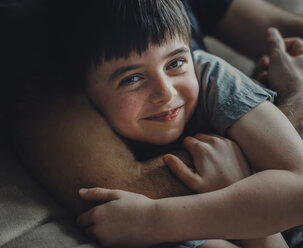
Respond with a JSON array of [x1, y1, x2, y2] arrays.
[[149, 199, 168, 244], [152, 198, 175, 243], [152, 197, 190, 244]]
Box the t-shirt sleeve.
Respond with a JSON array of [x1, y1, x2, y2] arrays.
[[187, 0, 233, 35], [193, 50, 277, 135]]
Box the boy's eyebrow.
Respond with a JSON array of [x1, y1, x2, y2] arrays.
[[165, 47, 190, 58], [109, 64, 141, 82]]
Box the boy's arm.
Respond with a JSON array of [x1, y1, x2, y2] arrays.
[[165, 135, 290, 248], [76, 134, 288, 247], [153, 101, 303, 241]]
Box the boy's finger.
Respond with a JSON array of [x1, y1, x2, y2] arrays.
[[193, 133, 226, 143], [192, 133, 225, 147], [77, 207, 97, 227], [85, 226, 98, 239], [193, 133, 214, 142], [163, 154, 203, 192], [79, 187, 119, 202], [185, 134, 219, 146], [183, 136, 208, 157]]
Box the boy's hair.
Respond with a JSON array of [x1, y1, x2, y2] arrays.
[[66, 0, 191, 81]]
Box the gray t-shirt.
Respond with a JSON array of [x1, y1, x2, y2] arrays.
[[192, 50, 276, 135]]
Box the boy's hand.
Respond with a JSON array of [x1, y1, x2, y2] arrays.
[[77, 187, 158, 247], [163, 133, 251, 193], [256, 27, 303, 103]]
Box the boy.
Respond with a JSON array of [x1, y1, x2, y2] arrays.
[[74, 0, 303, 247]]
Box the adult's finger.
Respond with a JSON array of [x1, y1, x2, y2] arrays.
[[267, 27, 286, 55], [284, 37, 303, 56], [257, 55, 270, 71], [256, 70, 269, 85], [163, 154, 204, 192]]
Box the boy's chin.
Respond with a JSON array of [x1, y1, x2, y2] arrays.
[[144, 134, 181, 145], [123, 129, 183, 145]]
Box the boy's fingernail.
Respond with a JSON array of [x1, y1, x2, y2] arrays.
[[79, 188, 88, 194]]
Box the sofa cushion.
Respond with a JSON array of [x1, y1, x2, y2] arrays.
[[0, 142, 98, 248]]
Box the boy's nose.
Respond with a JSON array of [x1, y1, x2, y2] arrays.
[[149, 76, 177, 104]]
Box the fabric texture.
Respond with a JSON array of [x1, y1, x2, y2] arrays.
[[188, 0, 233, 35], [178, 240, 206, 247], [183, 0, 233, 50], [0, 139, 98, 248]]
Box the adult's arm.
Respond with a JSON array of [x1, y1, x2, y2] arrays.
[[278, 93, 303, 137], [13, 93, 191, 215], [213, 0, 303, 60], [13, 91, 303, 240]]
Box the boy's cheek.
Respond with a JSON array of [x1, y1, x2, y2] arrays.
[[184, 81, 199, 103], [109, 102, 138, 125], [115, 97, 141, 115]]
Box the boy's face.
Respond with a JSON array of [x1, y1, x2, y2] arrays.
[[87, 38, 199, 144]]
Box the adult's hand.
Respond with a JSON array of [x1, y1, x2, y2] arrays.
[[257, 27, 303, 103], [213, 0, 303, 60], [256, 27, 303, 136]]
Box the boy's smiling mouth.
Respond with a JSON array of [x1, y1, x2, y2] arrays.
[[144, 106, 183, 122]]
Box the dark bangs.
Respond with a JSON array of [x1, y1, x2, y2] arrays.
[[76, 0, 191, 67]]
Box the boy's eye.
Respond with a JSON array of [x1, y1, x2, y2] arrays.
[[119, 75, 142, 87], [166, 59, 185, 70]]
